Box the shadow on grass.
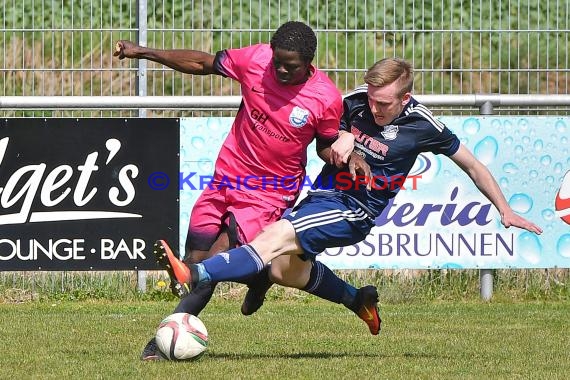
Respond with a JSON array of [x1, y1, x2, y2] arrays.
[[206, 351, 444, 360]]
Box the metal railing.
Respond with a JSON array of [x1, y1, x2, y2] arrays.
[[2, 94, 570, 112]]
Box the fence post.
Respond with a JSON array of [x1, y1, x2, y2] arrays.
[[480, 269, 494, 301], [136, 0, 148, 293], [479, 99, 494, 300], [479, 100, 494, 115]]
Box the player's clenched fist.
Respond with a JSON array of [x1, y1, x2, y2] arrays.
[[113, 40, 136, 59]]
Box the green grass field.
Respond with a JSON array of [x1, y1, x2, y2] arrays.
[[1, 298, 568, 379]]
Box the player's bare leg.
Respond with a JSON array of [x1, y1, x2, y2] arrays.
[[270, 254, 381, 335]]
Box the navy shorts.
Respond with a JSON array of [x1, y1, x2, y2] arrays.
[[283, 192, 375, 260]]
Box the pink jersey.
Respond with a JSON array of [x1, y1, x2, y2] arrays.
[[211, 43, 342, 206]]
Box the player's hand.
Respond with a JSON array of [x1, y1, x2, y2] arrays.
[[348, 152, 372, 190], [329, 131, 355, 167], [500, 210, 543, 234], [113, 40, 136, 60]]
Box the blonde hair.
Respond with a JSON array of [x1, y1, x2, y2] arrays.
[[363, 58, 413, 98]]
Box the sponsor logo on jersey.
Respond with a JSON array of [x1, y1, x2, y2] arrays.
[[351, 126, 389, 156], [289, 106, 310, 128], [381, 125, 399, 140]]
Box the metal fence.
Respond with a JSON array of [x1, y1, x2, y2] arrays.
[[1, 0, 569, 298], [1, 0, 569, 116]]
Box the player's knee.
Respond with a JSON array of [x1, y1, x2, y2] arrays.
[[257, 219, 294, 240], [250, 219, 298, 259]]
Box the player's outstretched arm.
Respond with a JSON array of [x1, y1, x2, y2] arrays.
[[450, 144, 543, 235], [114, 40, 216, 75]]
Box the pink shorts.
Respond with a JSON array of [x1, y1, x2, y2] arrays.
[[186, 186, 292, 251]]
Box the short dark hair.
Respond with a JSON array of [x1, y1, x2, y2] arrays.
[[270, 21, 317, 63]]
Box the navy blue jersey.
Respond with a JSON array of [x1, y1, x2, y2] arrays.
[[313, 85, 461, 217]]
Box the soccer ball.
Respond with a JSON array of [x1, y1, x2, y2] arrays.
[[155, 313, 209, 360]]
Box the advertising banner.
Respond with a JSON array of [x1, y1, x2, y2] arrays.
[[0, 118, 179, 270], [179, 116, 570, 269]]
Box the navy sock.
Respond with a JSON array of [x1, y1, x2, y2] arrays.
[[173, 282, 216, 315], [302, 261, 357, 306], [200, 245, 264, 283], [240, 265, 272, 287]]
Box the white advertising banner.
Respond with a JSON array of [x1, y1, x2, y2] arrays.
[[180, 117, 570, 269]]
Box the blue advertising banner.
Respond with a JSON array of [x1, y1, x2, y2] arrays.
[[179, 117, 570, 269]]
